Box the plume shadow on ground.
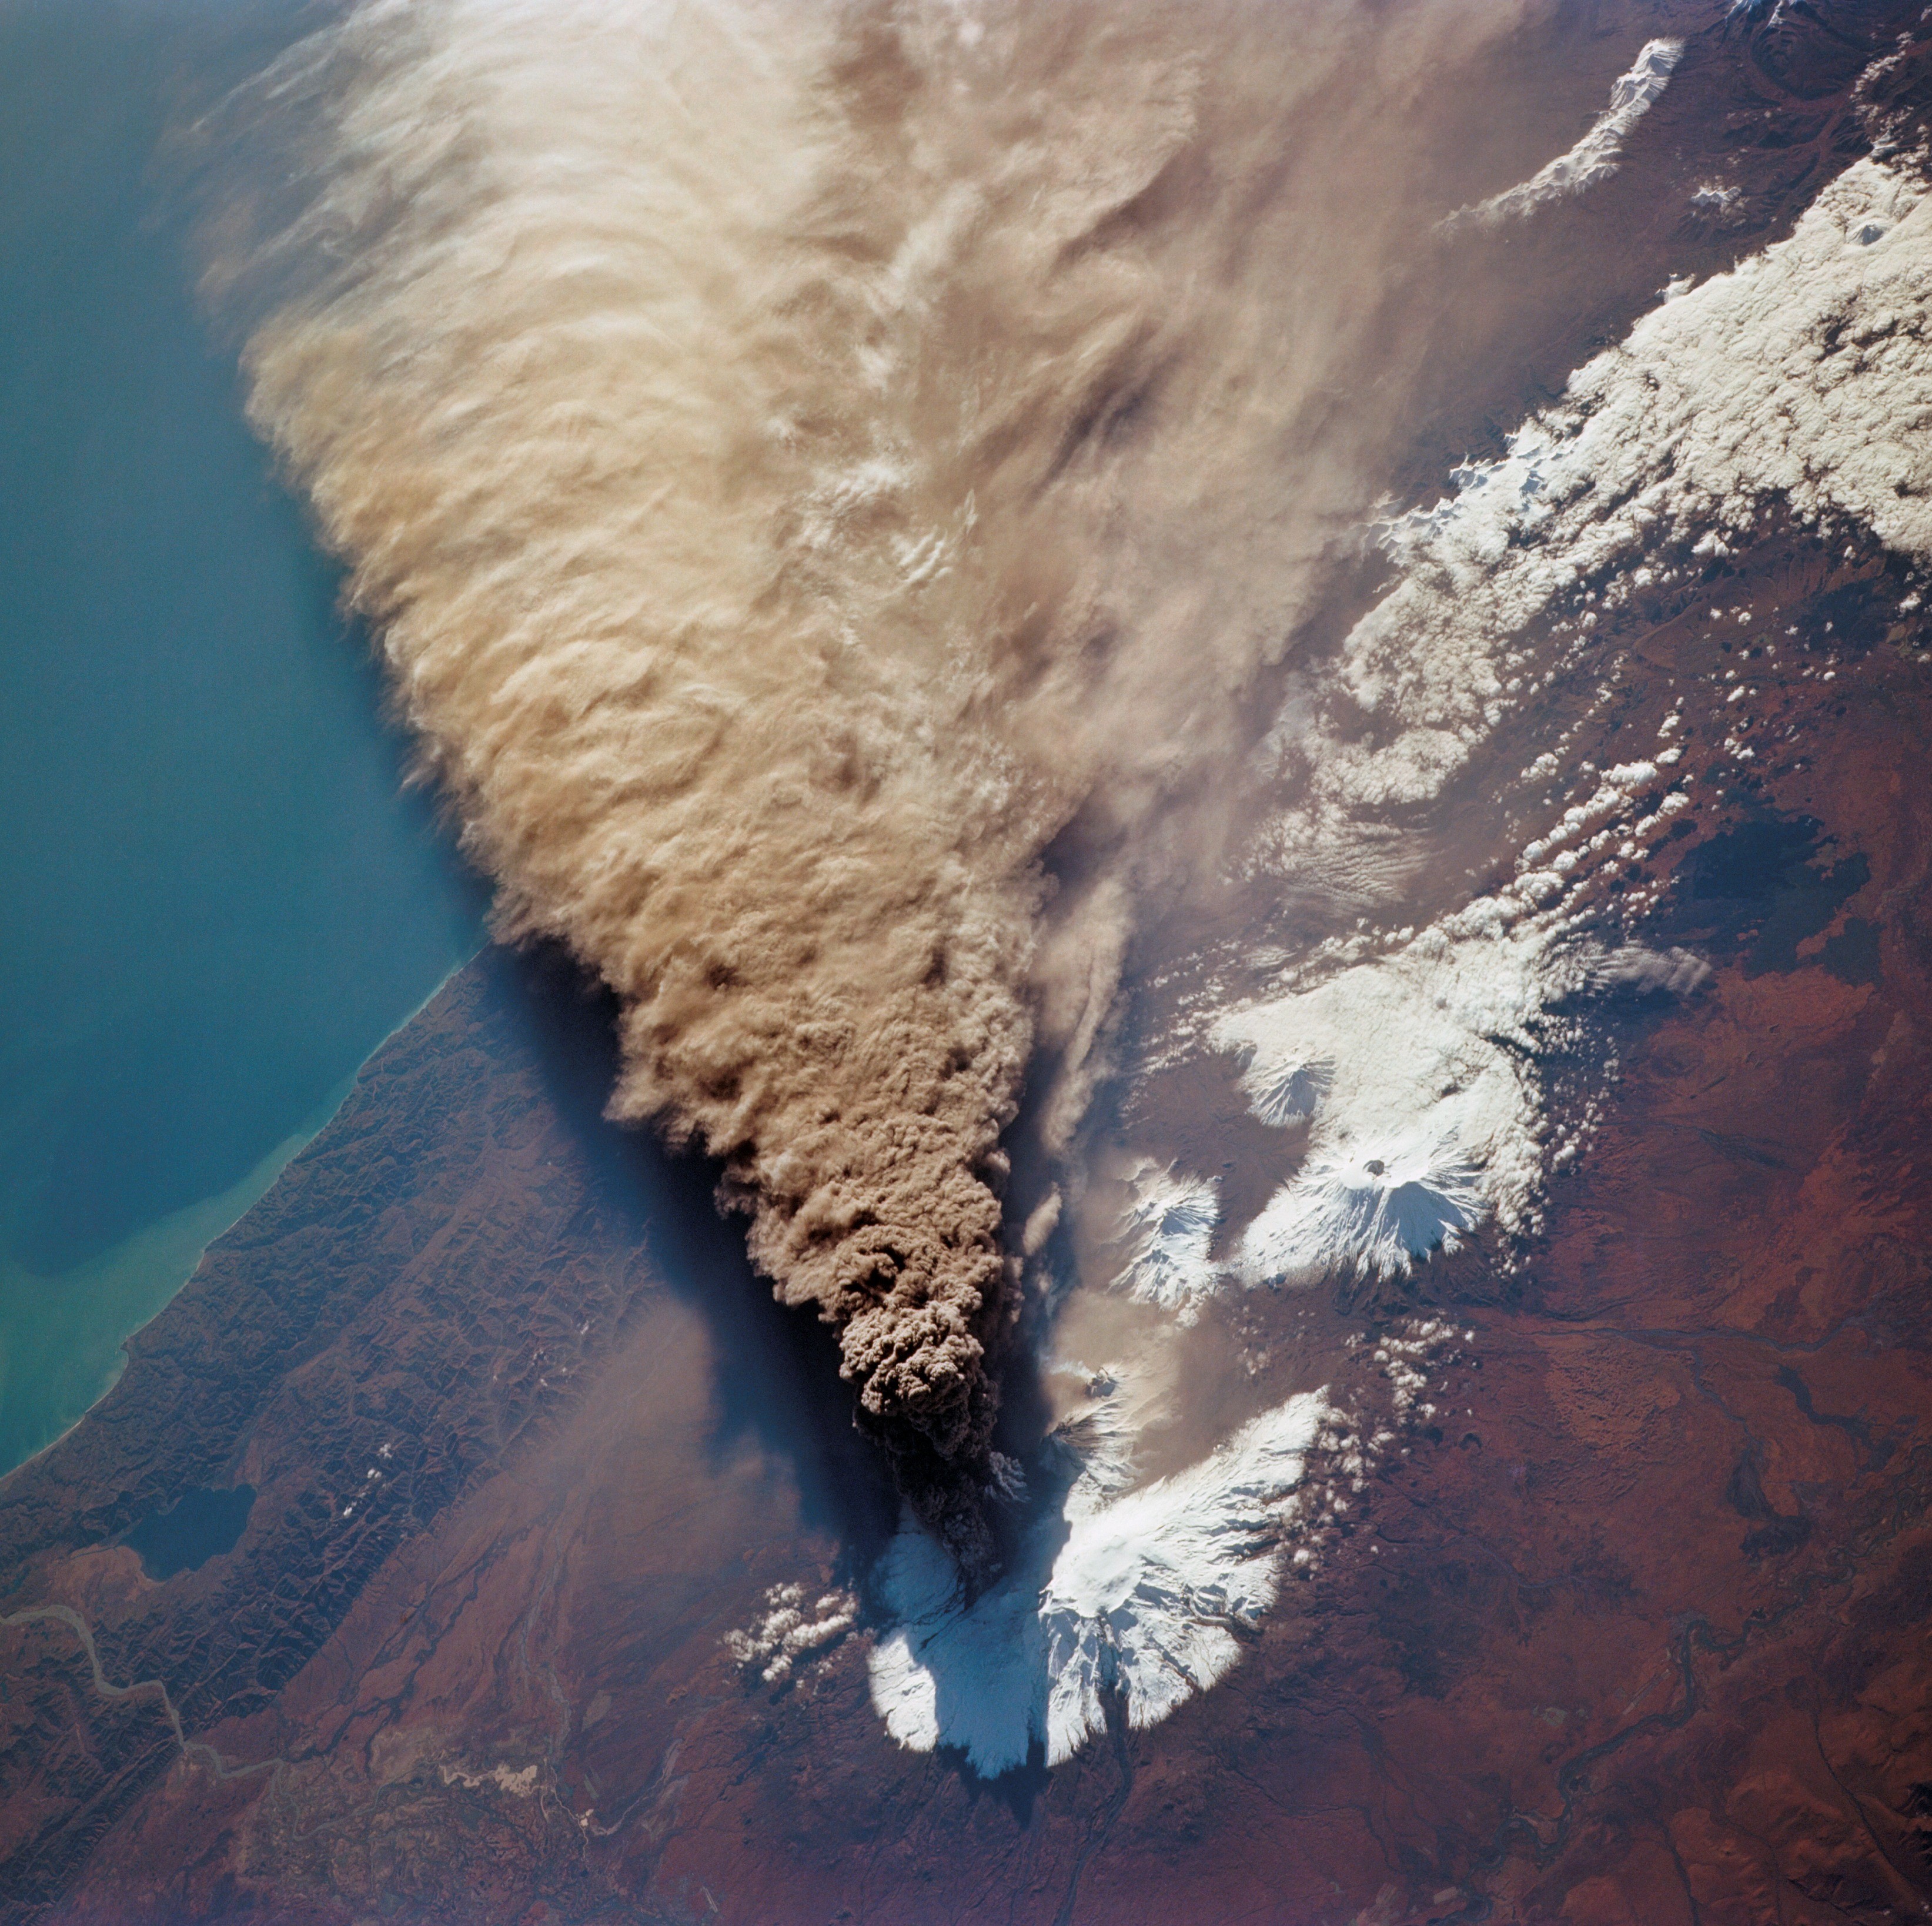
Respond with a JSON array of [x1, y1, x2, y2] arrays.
[[489, 941, 903, 1570]]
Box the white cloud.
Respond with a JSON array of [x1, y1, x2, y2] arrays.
[[725, 1583, 858, 1684]]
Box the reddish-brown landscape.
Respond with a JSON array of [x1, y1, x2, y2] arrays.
[[6, 4, 1932, 1921], [0, 529, 1928, 1924]]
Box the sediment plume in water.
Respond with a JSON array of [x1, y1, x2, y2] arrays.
[[195, 0, 1546, 1570]]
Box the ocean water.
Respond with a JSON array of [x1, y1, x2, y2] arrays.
[[0, 1, 483, 1470]]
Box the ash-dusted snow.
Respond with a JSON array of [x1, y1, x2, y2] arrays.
[[1109, 1161, 1221, 1321], [1201, 156, 1932, 1292], [1215, 919, 1556, 1282], [1210, 734, 1713, 1285], [859, 154, 1932, 1772], [867, 1388, 1327, 1774], [1443, 38, 1682, 232]]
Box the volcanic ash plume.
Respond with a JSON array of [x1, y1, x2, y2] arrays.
[[203, 0, 1536, 1567]]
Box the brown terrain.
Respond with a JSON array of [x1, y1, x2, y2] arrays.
[[6, 5, 1932, 1922], [0, 531, 1927, 1926]]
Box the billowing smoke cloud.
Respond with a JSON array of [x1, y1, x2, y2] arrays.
[[195, 0, 1549, 1570]]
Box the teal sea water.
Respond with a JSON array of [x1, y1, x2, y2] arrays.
[[0, 2, 484, 1470]]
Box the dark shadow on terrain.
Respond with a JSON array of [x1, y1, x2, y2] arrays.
[[1675, 814, 1870, 976], [490, 942, 900, 1569], [944, 1736, 1052, 1829]]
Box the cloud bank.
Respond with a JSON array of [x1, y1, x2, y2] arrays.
[[1255, 153, 1932, 899]]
